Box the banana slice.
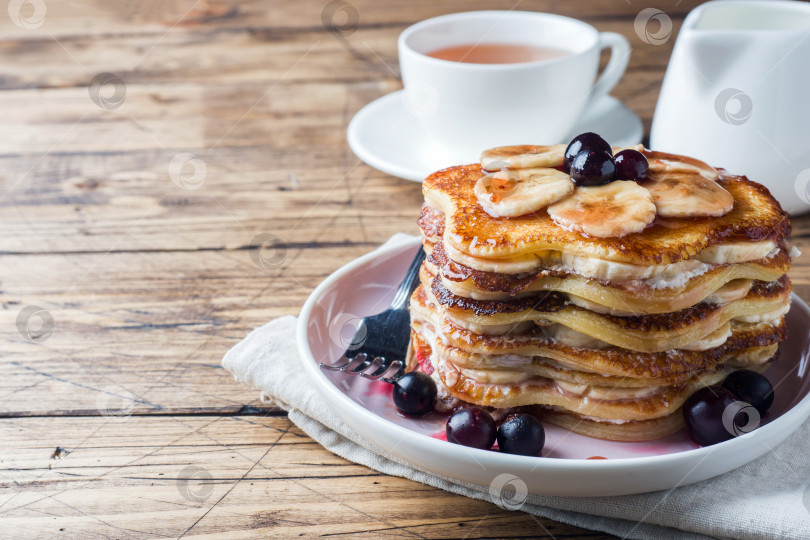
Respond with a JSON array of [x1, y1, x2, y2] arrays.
[[474, 168, 574, 218], [703, 280, 753, 304], [546, 180, 656, 238], [546, 324, 610, 350], [646, 171, 734, 218], [735, 301, 791, 323], [644, 150, 719, 181], [566, 295, 640, 317], [481, 144, 565, 171], [612, 144, 645, 153], [458, 367, 532, 385], [680, 322, 732, 351], [697, 240, 776, 264]]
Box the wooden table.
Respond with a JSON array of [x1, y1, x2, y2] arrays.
[[1, 1, 807, 538]]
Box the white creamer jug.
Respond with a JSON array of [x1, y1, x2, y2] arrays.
[[650, 0, 810, 215]]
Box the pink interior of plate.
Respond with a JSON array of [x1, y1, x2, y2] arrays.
[[305, 242, 810, 460]]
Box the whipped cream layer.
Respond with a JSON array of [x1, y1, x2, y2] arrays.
[[442, 234, 779, 282], [421, 273, 790, 351], [416, 318, 672, 405], [422, 199, 791, 291], [414, 318, 759, 424]]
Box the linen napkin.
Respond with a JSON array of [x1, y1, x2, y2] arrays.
[[223, 234, 810, 540]]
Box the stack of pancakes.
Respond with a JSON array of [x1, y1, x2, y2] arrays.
[[408, 150, 794, 441]]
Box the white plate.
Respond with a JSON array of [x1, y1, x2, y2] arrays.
[[347, 91, 643, 182], [297, 238, 810, 496]]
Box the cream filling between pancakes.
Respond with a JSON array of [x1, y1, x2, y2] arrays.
[[417, 317, 671, 404], [444, 313, 782, 352], [441, 239, 778, 287], [423, 280, 788, 351], [734, 302, 792, 323], [565, 279, 753, 316], [412, 302, 781, 378]]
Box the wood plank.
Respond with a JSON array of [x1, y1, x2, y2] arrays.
[[0, 0, 703, 40], [0, 414, 614, 538], [0, 39, 669, 155], [0, 0, 696, 150], [0, 246, 380, 416], [0, 22, 675, 90], [0, 146, 423, 253]]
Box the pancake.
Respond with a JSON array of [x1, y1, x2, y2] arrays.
[[537, 408, 686, 442], [412, 325, 773, 422], [419, 203, 788, 275], [424, 165, 790, 264], [422, 265, 790, 351], [408, 329, 773, 441], [419, 325, 777, 389], [409, 143, 792, 441], [424, 240, 790, 313], [410, 285, 785, 381]]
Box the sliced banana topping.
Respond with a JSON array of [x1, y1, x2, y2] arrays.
[[474, 168, 574, 218], [458, 366, 532, 385], [545, 324, 610, 349], [645, 171, 733, 218], [481, 144, 565, 171], [734, 300, 791, 323], [644, 150, 719, 181], [612, 144, 644, 153], [475, 143, 739, 238], [556, 380, 660, 400], [566, 295, 639, 317], [703, 279, 753, 304], [444, 237, 777, 278], [546, 180, 656, 238], [680, 322, 732, 351], [697, 240, 776, 264], [561, 251, 709, 282]]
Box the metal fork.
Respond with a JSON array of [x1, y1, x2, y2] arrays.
[[320, 247, 426, 383]]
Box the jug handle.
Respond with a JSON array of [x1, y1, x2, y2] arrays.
[[591, 32, 631, 102]]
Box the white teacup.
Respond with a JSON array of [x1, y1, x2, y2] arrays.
[[398, 11, 630, 160], [650, 0, 810, 215]]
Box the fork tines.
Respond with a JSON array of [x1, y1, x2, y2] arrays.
[[319, 248, 424, 384], [320, 352, 404, 382]]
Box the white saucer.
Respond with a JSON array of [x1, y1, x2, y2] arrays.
[[348, 90, 643, 182]]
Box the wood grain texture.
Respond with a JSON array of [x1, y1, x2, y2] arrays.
[[0, 0, 806, 538], [4, 415, 605, 539]]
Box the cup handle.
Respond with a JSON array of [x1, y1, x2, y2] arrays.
[[590, 32, 631, 102]]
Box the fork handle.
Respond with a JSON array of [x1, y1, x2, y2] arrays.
[[389, 247, 426, 310]]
